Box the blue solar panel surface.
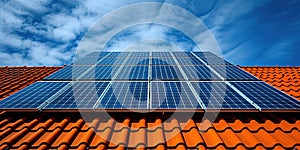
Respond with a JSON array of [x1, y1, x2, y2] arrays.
[[96, 82, 148, 109], [191, 82, 255, 109], [231, 82, 300, 110], [1, 51, 300, 111], [0, 82, 69, 109], [45, 82, 109, 109], [151, 82, 201, 109]]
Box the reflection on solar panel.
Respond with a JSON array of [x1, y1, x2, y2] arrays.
[[151, 57, 176, 65], [73, 56, 99, 65], [115, 66, 148, 80], [151, 82, 201, 109], [45, 66, 92, 80], [129, 52, 150, 57], [151, 65, 184, 80], [96, 82, 148, 109], [124, 57, 149, 65], [83, 66, 120, 80], [191, 82, 255, 109], [0, 82, 69, 109], [45, 82, 109, 109], [181, 65, 220, 80], [200, 56, 232, 65], [97, 57, 127, 65], [152, 52, 171, 57], [231, 82, 300, 110], [193, 51, 220, 58], [175, 57, 205, 65], [172, 52, 195, 57], [211, 65, 259, 81]]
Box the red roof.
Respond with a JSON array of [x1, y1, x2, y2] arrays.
[[0, 66, 300, 149]]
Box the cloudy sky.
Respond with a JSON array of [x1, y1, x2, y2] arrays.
[[0, 0, 299, 66]]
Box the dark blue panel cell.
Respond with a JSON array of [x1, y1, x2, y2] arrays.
[[181, 65, 220, 80], [115, 66, 148, 80], [175, 57, 205, 65], [129, 52, 150, 57], [0, 82, 69, 109], [45, 82, 109, 109], [211, 65, 259, 81], [151, 82, 201, 109], [151, 57, 176, 65], [82, 66, 121, 80], [97, 57, 127, 65], [124, 57, 149, 65], [73, 56, 99, 65], [231, 82, 300, 110], [96, 82, 148, 109], [151, 65, 184, 80], [191, 82, 255, 109], [172, 52, 195, 57], [152, 52, 171, 57]]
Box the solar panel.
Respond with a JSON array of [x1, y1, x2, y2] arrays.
[[73, 56, 99, 65], [193, 51, 220, 58], [82, 65, 121, 80], [45, 66, 92, 80], [230, 82, 300, 110], [151, 82, 201, 109], [172, 52, 195, 57], [151, 65, 184, 80], [44, 82, 109, 109], [129, 52, 150, 57], [191, 82, 255, 109], [151, 57, 176, 65], [123, 57, 149, 65], [0, 82, 69, 109], [200, 56, 232, 65], [174, 57, 205, 65], [96, 82, 148, 109], [152, 52, 172, 57], [211, 65, 259, 81], [97, 57, 127, 65], [115, 65, 149, 80], [180, 65, 220, 80]]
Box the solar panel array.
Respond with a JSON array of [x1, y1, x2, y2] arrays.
[[1, 51, 300, 112]]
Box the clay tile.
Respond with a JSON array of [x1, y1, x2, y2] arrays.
[[218, 129, 241, 148], [255, 129, 277, 148], [48, 117, 70, 131], [131, 118, 146, 129], [272, 130, 296, 148], [182, 128, 203, 147], [148, 127, 165, 147], [246, 120, 261, 131], [180, 119, 197, 131], [213, 119, 229, 131], [155, 144, 166, 150], [236, 129, 259, 148], [235, 145, 247, 150], [215, 145, 226, 150], [108, 125, 130, 148], [113, 118, 129, 131], [97, 118, 115, 131], [200, 128, 222, 148], [147, 118, 163, 131], [263, 120, 276, 132], [229, 119, 245, 132], [197, 119, 212, 131], [65, 119, 84, 131], [165, 128, 185, 148], [278, 120, 293, 132], [53, 128, 80, 147], [0, 118, 26, 131], [289, 130, 300, 143], [163, 119, 180, 131], [90, 129, 112, 147], [72, 129, 95, 147], [32, 117, 55, 131], [128, 128, 146, 148]]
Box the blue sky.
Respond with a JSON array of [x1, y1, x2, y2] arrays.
[[0, 0, 299, 66]]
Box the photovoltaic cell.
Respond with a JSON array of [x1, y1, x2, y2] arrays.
[[82, 66, 121, 80], [172, 52, 195, 57], [231, 82, 300, 110], [193, 52, 220, 58], [124, 57, 149, 65], [211, 65, 259, 81], [152, 52, 171, 57], [45, 82, 109, 109], [151, 65, 184, 80], [73, 56, 99, 65], [200, 56, 232, 65], [115, 65, 148, 80], [97, 57, 127, 65], [96, 82, 148, 109], [129, 52, 150, 57], [151, 57, 176, 65], [191, 82, 255, 109], [180, 65, 220, 80], [0, 82, 69, 109], [151, 82, 201, 109], [45, 66, 92, 80], [175, 57, 205, 65]]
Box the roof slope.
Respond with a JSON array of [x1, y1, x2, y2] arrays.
[[0, 66, 300, 150]]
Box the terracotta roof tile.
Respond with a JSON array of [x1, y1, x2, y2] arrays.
[[0, 66, 300, 149]]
